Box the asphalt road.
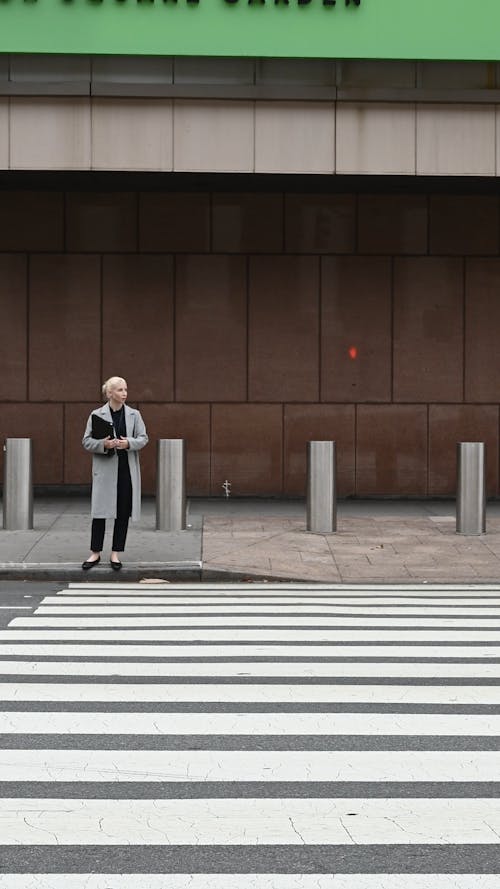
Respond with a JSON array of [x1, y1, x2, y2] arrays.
[[0, 579, 500, 883], [0, 581, 59, 628]]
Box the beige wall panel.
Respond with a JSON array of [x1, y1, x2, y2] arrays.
[[255, 102, 335, 174], [336, 103, 416, 175], [417, 104, 495, 176], [0, 99, 8, 169], [92, 99, 173, 171], [173, 100, 253, 173], [495, 107, 500, 176], [10, 98, 91, 170]]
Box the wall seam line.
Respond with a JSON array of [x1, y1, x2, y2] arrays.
[[209, 402, 213, 497], [426, 402, 430, 498], [172, 253, 177, 403], [25, 252, 30, 403], [62, 400, 66, 485], [318, 254, 323, 404], [99, 253, 104, 387], [7, 95, 11, 170], [354, 403, 358, 498], [462, 256, 467, 405], [135, 190, 140, 254], [246, 253, 250, 403], [171, 98, 175, 173], [390, 254, 395, 404], [281, 401, 285, 497]]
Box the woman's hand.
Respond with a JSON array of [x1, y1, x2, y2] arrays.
[[103, 436, 128, 450]]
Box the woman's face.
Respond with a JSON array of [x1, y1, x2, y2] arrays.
[[110, 380, 128, 405]]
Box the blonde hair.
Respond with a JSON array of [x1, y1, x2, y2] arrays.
[[102, 376, 126, 400]]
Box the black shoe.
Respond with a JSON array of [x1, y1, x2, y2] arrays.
[[110, 559, 122, 571], [82, 556, 100, 570]]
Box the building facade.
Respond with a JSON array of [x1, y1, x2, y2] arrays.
[[1, 3, 500, 497]]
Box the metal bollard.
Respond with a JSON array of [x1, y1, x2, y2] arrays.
[[156, 439, 186, 532], [306, 441, 337, 534], [2, 438, 33, 531], [456, 442, 486, 535]]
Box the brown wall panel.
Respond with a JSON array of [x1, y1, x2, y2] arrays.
[[356, 405, 428, 496], [175, 255, 247, 402], [64, 402, 96, 485], [0, 403, 63, 484], [139, 403, 211, 496], [212, 193, 283, 253], [0, 255, 27, 401], [393, 257, 464, 403], [284, 404, 355, 497], [430, 195, 499, 256], [465, 259, 500, 402], [358, 194, 428, 255], [284, 194, 355, 254], [139, 193, 210, 253], [249, 256, 319, 402], [0, 192, 64, 252], [429, 404, 499, 496], [65, 401, 211, 494], [29, 255, 101, 402], [321, 257, 392, 402], [4, 187, 500, 497], [66, 193, 138, 253], [211, 404, 283, 495], [103, 255, 174, 402]]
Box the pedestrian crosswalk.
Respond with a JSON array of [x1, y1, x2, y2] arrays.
[[1, 581, 500, 887]]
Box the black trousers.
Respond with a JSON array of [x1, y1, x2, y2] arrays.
[[90, 456, 132, 553]]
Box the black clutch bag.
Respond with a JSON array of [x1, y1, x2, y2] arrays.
[[91, 414, 115, 457]]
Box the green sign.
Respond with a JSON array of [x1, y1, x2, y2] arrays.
[[0, 0, 499, 60]]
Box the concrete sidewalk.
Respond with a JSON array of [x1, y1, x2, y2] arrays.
[[0, 498, 202, 582], [1, 496, 500, 583]]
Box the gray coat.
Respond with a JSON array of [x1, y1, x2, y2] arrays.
[[82, 404, 148, 521]]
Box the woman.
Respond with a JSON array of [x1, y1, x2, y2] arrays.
[[82, 376, 148, 571]]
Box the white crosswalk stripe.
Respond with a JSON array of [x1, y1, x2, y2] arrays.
[[1, 682, 500, 704], [4, 659, 500, 677], [1, 581, 500, 885], [2, 879, 500, 889], [1, 711, 499, 735]]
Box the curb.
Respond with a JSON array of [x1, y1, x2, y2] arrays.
[[0, 562, 202, 583], [0, 563, 307, 584]]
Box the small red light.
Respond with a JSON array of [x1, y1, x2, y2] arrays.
[[348, 346, 358, 360]]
